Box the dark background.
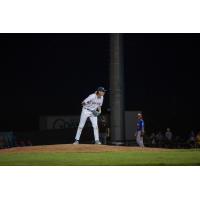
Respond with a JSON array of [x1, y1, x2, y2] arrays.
[[0, 34, 199, 135]]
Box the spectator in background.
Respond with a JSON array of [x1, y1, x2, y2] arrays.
[[196, 131, 200, 148], [156, 131, 164, 147], [187, 130, 196, 148], [2, 131, 15, 148], [165, 128, 173, 147], [165, 128, 173, 140], [150, 132, 156, 147]]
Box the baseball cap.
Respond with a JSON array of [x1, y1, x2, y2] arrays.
[[97, 87, 107, 92]]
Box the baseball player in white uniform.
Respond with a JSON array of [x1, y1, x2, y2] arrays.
[[73, 87, 106, 145]]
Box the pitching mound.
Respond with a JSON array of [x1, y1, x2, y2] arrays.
[[0, 144, 170, 153]]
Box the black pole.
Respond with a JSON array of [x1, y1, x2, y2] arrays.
[[109, 33, 125, 145]]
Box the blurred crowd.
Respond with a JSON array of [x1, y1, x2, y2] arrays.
[[0, 131, 32, 149], [148, 128, 200, 148], [1, 128, 200, 149]]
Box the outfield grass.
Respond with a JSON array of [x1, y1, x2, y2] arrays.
[[0, 149, 200, 166]]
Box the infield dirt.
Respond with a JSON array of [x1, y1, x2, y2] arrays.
[[0, 144, 172, 153]]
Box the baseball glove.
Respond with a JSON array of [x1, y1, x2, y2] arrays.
[[91, 110, 101, 117]]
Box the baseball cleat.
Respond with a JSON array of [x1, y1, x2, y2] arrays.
[[95, 140, 102, 145], [73, 140, 79, 144]]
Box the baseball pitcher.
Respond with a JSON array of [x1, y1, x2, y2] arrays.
[[73, 87, 106, 145]]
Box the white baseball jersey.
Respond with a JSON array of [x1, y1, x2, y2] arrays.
[[82, 93, 103, 110]]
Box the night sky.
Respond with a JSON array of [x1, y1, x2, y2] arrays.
[[0, 33, 199, 134]]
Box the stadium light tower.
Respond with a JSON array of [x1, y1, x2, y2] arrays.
[[109, 33, 125, 145]]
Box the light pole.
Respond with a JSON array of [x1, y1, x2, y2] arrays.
[[109, 33, 125, 145]]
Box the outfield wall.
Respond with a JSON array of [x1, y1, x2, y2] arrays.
[[38, 111, 140, 144]]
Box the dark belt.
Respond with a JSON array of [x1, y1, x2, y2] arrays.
[[84, 108, 92, 111]]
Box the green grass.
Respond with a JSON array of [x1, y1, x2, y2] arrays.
[[0, 149, 200, 166]]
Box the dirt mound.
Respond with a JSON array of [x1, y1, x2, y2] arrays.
[[0, 144, 170, 153]]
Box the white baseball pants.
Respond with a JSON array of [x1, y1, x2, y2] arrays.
[[75, 108, 99, 141]]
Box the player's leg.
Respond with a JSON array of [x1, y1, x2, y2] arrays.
[[136, 131, 144, 147], [138, 131, 145, 147], [89, 115, 101, 144], [74, 109, 88, 143], [136, 131, 140, 146]]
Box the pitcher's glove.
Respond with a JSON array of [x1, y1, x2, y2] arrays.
[[91, 110, 101, 117]]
